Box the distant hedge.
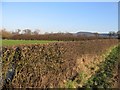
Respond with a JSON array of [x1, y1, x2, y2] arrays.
[[4, 33, 114, 41], [2, 39, 118, 88]]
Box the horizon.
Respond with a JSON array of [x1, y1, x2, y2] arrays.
[[2, 2, 118, 34]]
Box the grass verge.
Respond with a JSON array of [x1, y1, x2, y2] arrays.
[[84, 45, 120, 88], [65, 44, 120, 88]]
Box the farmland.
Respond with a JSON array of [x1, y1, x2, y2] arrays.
[[1, 40, 58, 46], [1, 39, 119, 88], [1, 1, 120, 89]]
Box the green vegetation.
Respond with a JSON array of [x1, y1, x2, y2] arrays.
[[84, 45, 120, 88], [64, 45, 120, 88], [65, 80, 77, 88], [1, 40, 58, 46], [65, 72, 87, 88]]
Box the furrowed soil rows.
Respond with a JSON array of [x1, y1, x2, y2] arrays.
[[1, 39, 118, 88]]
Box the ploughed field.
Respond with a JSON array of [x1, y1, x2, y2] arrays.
[[1, 39, 119, 88]]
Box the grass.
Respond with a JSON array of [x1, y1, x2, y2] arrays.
[[84, 45, 120, 88], [64, 45, 120, 88], [1, 40, 58, 46], [65, 80, 77, 88]]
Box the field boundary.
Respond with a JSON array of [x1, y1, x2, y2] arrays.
[[83, 45, 120, 88]]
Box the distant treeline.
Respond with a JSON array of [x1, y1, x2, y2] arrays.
[[1, 29, 120, 41]]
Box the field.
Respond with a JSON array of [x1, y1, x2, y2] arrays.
[[1, 40, 58, 46], [1, 39, 120, 88]]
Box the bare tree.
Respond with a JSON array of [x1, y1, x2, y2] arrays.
[[1, 29, 12, 39], [117, 30, 120, 39], [109, 31, 116, 38], [17, 29, 21, 34], [23, 29, 32, 35], [13, 29, 21, 35], [94, 32, 99, 39], [33, 29, 40, 35]]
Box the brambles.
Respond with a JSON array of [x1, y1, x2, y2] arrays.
[[1, 39, 119, 88], [84, 45, 120, 88]]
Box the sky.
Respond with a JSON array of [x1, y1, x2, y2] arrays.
[[1, 2, 118, 33], [118, 2, 120, 31], [1, 0, 120, 2]]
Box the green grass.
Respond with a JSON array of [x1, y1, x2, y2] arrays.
[[84, 45, 120, 88], [1, 40, 58, 46], [64, 45, 120, 88]]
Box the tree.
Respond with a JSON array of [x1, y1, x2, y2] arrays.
[[94, 32, 99, 39], [1, 29, 12, 39], [117, 30, 120, 39], [17, 29, 21, 34], [12, 29, 21, 35], [23, 29, 32, 35], [108, 31, 116, 38], [33, 29, 40, 35]]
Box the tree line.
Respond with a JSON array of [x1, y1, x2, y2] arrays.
[[0, 28, 120, 41]]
